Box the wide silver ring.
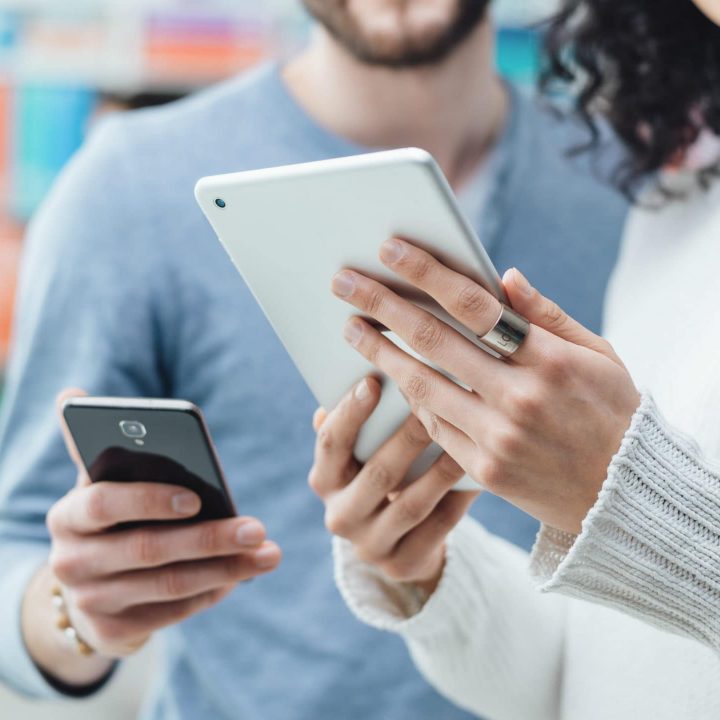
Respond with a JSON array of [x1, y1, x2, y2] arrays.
[[477, 304, 530, 358]]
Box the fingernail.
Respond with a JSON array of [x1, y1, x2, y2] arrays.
[[254, 545, 280, 569], [344, 320, 363, 347], [355, 379, 370, 401], [172, 492, 200, 515], [332, 271, 356, 298], [512, 268, 534, 297], [313, 408, 327, 432], [235, 522, 265, 547], [380, 238, 406, 265]]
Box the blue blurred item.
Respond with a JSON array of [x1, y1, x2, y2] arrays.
[[11, 84, 96, 220], [497, 27, 541, 87], [0, 10, 19, 53]]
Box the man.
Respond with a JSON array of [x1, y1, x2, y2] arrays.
[[0, 1, 627, 718]]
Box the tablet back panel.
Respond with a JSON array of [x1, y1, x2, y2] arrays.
[[195, 149, 503, 489]]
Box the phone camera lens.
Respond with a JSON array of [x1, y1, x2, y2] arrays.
[[119, 421, 147, 439], [214, 198, 226, 209]]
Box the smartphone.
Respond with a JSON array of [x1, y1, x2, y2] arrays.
[[62, 397, 236, 526]]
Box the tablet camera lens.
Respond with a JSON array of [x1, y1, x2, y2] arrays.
[[215, 198, 226, 209]]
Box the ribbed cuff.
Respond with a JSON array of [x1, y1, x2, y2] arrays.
[[530, 393, 720, 649], [333, 517, 498, 642], [0, 545, 63, 699]]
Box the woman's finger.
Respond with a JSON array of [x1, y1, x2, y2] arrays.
[[331, 413, 432, 527], [343, 317, 488, 436], [366, 452, 468, 556], [345, 318, 484, 429], [309, 377, 382, 498], [377, 237, 539, 365], [332, 267, 502, 393], [337, 452, 468, 564], [413, 406, 481, 481], [503, 268, 622, 363], [386, 490, 478, 580]]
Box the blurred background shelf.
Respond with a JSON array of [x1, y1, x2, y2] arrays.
[[0, 0, 557, 374], [0, 3, 560, 388], [0, 0, 556, 93]]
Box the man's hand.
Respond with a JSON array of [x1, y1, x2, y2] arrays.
[[22, 389, 282, 689], [309, 378, 478, 594]]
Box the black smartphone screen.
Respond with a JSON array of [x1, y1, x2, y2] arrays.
[[63, 402, 236, 527]]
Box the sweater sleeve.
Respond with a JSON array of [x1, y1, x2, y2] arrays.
[[530, 393, 720, 652], [334, 517, 567, 720]]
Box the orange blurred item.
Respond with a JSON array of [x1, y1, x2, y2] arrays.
[[0, 221, 23, 366], [146, 40, 268, 83]]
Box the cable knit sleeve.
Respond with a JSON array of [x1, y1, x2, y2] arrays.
[[334, 516, 567, 720], [530, 393, 720, 651]]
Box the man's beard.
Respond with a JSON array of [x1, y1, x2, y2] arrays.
[[302, 0, 491, 68]]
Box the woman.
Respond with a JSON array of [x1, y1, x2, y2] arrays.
[[309, 0, 720, 717]]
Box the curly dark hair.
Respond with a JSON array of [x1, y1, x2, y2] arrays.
[[541, 0, 720, 198]]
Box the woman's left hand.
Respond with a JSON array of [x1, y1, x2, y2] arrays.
[[331, 237, 641, 534]]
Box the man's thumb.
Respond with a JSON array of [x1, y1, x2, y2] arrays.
[[55, 388, 91, 487]]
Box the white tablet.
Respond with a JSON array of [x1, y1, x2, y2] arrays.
[[195, 148, 505, 491]]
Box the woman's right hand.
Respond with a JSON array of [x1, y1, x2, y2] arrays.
[[308, 377, 479, 594], [22, 390, 282, 688]]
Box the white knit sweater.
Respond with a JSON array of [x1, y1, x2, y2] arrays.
[[334, 174, 720, 719]]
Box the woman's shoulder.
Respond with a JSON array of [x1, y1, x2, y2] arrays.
[[611, 168, 720, 306]]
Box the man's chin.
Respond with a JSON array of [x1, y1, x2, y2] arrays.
[[303, 0, 491, 69]]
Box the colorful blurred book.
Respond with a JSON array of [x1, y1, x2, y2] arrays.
[[0, 4, 549, 222], [145, 11, 277, 86]]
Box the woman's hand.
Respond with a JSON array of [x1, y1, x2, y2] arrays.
[[331, 237, 641, 534], [308, 378, 479, 593]]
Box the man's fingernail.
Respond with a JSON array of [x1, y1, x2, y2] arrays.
[[332, 271, 356, 298], [172, 492, 200, 515], [344, 320, 363, 347], [512, 268, 534, 297], [355, 379, 370, 401], [236, 522, 265, 547], [380, 238, 406, 265], [254, 545, 281, 569]]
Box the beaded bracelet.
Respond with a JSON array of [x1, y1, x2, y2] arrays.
[[51, 585, 95, 657]]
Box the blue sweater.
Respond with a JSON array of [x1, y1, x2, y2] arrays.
[[0, 64, 627, 719]]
